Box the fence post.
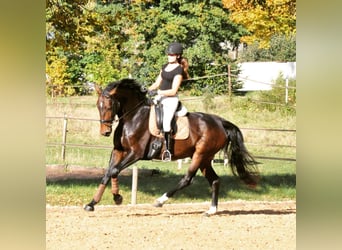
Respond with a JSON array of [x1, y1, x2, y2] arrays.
[[227, 64, 232, 101], [61, 113, 68, 161], [285, 78, 289, 104], [131, 166, 138, 205], [177, 159, 182, 169]]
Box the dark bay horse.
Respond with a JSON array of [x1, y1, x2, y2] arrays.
[[84, 78, 259, 215]]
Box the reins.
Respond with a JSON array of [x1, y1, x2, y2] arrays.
[[117, 99, 146, 121]]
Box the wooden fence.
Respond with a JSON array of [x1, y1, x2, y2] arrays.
[[46, 115, 296, 163]]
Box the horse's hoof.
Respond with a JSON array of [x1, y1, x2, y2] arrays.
[[84, 204, 94, 212], [153, 201, 163, 207], [113, 194, 123, 205]]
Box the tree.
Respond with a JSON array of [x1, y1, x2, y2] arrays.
[[222, 0, 296, 48], [239, 33, 296, 62], [46, 0, 91, 52], [124, 0, 247, 95], [46, 48, 73, 97], [46, 0, 130, 95], [46, 0, 249, 96]]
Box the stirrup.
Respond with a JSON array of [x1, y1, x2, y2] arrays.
[[162, 150, 172, 162]]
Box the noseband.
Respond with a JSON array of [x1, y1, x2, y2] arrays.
[[99, 93, 117, 127], [100, 118, 114, 127]]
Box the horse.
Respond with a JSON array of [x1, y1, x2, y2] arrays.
[[84, 78, 259, 215]]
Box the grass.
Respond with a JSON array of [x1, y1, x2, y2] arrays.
[[46, 159, 295, 206], [46, 92, 296, 206]]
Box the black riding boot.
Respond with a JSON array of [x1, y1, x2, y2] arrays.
[[162, 132, 172, 161]]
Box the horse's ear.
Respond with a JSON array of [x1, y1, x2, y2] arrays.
[[108, 87, 117, 96], [95, 84, 102, 96]]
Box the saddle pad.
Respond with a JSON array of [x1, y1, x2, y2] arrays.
[[149, 105, 189, 140]]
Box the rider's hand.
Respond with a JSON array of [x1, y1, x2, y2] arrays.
[[148, 90, 158, 96], [153, 94, 162, 104]]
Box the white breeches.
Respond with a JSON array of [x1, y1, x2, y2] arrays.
[[161, 96, 178, 132]]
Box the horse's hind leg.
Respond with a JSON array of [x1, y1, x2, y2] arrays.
[[200, 163, 220, 215], [154, 169, 198, 207]]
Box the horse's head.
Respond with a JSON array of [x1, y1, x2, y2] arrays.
[[96, 79, 148, 136], [95, 85, 120, 136]]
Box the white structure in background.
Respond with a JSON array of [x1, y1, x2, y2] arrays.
[[237, 62, 296, 91]]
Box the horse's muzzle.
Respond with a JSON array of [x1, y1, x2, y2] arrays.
[[102, 131, 112, 137], [100, 126, 112, 137]]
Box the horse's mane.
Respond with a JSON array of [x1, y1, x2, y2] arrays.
[[104, 78, 147, 101]]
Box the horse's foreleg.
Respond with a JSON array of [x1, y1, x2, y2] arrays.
[[109, 151, 141, 205], [84, 149, 121, 211], [111, 177, 123, 205], [84, 170, 111, 211]]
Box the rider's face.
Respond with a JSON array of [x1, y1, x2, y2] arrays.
[[167, 54, 178, 63]]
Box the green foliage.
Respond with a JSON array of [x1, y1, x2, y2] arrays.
[[46, 1, 130, 95], [239, 34, 296, 62], [250, 74, 296, 115], [184, 62, 244, 96], [235, 74, 297, 117], [46, 0, 89, 52], [46, 1, 295, 96], [46, 0, 247, 96], [46, 48, 74, 97]]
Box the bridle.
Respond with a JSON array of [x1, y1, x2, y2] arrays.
[[100, 118, 115, 127], [98, 93, 117, 128], [99, 93, 145, 128]]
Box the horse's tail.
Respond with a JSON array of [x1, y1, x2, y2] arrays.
[[222, 119, 260, 187]]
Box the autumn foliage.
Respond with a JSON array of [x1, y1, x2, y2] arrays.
[[222, 0, 296, 48]]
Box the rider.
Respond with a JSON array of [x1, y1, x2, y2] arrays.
[[148, 42, 190, 161]]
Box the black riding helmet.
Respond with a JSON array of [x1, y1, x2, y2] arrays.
[[166, 42, 183, 55]]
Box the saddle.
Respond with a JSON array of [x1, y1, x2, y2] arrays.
[[149, 102, 189, 140]]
